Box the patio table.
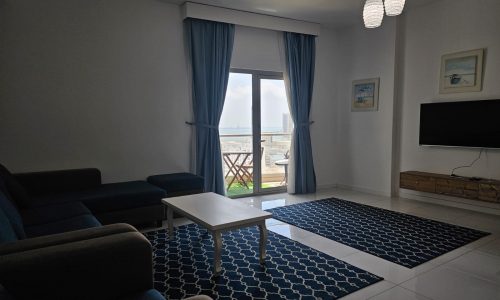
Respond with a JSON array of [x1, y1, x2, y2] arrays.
[[275, 159, 289, 185]]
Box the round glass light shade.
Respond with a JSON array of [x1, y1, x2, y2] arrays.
[[363, 0, 384, 28], [384, 0, 406, 16]]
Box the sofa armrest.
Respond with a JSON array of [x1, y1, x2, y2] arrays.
[[0, 223, 137, 256], [0, 225, 153, 300], [14, 168, 101, 197]]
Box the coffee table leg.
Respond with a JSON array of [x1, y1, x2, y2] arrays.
[[258, 222, 267, 264], [212, 230, 222, 275], [167, 206, 174, 240]]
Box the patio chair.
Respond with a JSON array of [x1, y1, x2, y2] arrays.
[[235, 146, 264, 188]]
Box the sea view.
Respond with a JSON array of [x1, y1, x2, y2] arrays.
[[219, 126, 285, 135]]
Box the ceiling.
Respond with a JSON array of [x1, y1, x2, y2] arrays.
[[161, 0, 438, 28]]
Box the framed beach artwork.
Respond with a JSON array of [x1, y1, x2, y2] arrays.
[[351, 78, 379, 111], [439, 49, 484, 93]]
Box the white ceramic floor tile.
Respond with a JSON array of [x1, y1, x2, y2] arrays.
[[329, 191, 383, 205], [367, 198, 424, 213], [446, 250, 500, 284], [369, 286, 433, 300], [461, 233, 500, 250], [268, 223, 315, 240], [341, 251, 439, 284], [172, 217, 193, 227], [401, 266, 500, 300], [453, 212, 500, 233], [426, 245, 472, 266], [339, 280, 396, 300], [405, 204, 473, 222], [313, 190, 338, 199], [239, 195, 313, 210], [477, 237, 500, 257], [265, 218, 285, 226], [259, 198, 288, 210], [300, 233, 360, 259], [169, 187, 500, 299]]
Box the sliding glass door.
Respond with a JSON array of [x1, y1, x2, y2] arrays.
[[220, 69, 291, 197]]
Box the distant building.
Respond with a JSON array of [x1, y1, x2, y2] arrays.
[[282, 113, 293, 133]]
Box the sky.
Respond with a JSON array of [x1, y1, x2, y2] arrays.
[[219, 72, 290, 133]]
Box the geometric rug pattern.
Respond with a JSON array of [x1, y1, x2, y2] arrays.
[[144, 224, 383, 300], [267, 198, 490, 268]]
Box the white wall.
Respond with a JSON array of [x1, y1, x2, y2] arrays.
[[8, 0, 495, 195], [0, 1, 337, 188], [334, 18, 397, 196], [399, 0, 500, 181], [0, 0, 192, 183], [332, 0, 500, 200], [230, 25, 338, 188]]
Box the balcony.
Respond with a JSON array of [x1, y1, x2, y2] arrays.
[[220, 133, 291, 196]]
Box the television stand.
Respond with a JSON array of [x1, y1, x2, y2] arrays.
[[400, 171, 500, 203]]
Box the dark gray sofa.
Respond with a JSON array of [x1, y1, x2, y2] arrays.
[[0, 223, 165, 300], [0, 162, 166, 299], [3, 165, 166, 227]]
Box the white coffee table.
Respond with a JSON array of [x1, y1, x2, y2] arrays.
[[162, 192, 272, 275]]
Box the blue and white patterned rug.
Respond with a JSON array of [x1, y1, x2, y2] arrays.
[[144, 224, 383, 300], [267, 198, 490, 268]]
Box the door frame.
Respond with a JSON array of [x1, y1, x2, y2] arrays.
[[229, 68, 287, 197]]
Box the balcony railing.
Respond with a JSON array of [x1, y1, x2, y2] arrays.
[[220, 132, 291, 196]]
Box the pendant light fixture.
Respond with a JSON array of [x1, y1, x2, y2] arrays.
[[384, 0, 406, 16], [363, 0, 384, 28]]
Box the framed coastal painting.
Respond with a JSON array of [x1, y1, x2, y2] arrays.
[[439, 48, 484, 94], [351, 78, 379, 111]]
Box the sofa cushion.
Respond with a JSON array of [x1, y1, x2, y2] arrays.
[[0, 163, 31, 208], [21, 202, 91, 226], [147, 173, 204, 194], [30, 191, 87, 208], [0, 208, 18, 244], [0, 186, 25, 239], [14, 168, 102, 197], [25, 214, 101, 238], [81, 181, 166, 214]]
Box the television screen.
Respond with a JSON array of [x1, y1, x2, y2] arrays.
[[419, 99, 500, 148]]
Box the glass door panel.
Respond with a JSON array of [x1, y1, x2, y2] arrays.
[[219, 73, 254, 197], [260, 79, 291, 191]]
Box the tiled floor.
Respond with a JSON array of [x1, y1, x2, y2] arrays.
[[156, 188, 500, 300]]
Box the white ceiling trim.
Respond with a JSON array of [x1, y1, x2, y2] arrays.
[[182, 2, 321, 36]]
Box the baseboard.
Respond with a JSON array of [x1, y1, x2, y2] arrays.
[[399, 189, 500, 216], [335, 183, 391, 197]]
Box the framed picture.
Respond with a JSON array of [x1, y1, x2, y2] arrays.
[[351, 78, 379, 111], [439, 48, 484, 93]]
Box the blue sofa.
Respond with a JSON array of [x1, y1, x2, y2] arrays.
[[0, 223, 165, 300], [2, 165, 167, 228], [0, 163, 166, 300]]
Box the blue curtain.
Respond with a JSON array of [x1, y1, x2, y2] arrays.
[[185, 18, 235, 195], [284, 32, 316, 194]]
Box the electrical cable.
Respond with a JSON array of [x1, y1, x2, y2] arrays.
[[450, 148, 484, 177]]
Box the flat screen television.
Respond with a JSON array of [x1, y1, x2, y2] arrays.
[[419, 99, 500, 149]]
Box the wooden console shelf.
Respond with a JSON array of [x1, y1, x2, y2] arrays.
[[400, 171, 500, 203]]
